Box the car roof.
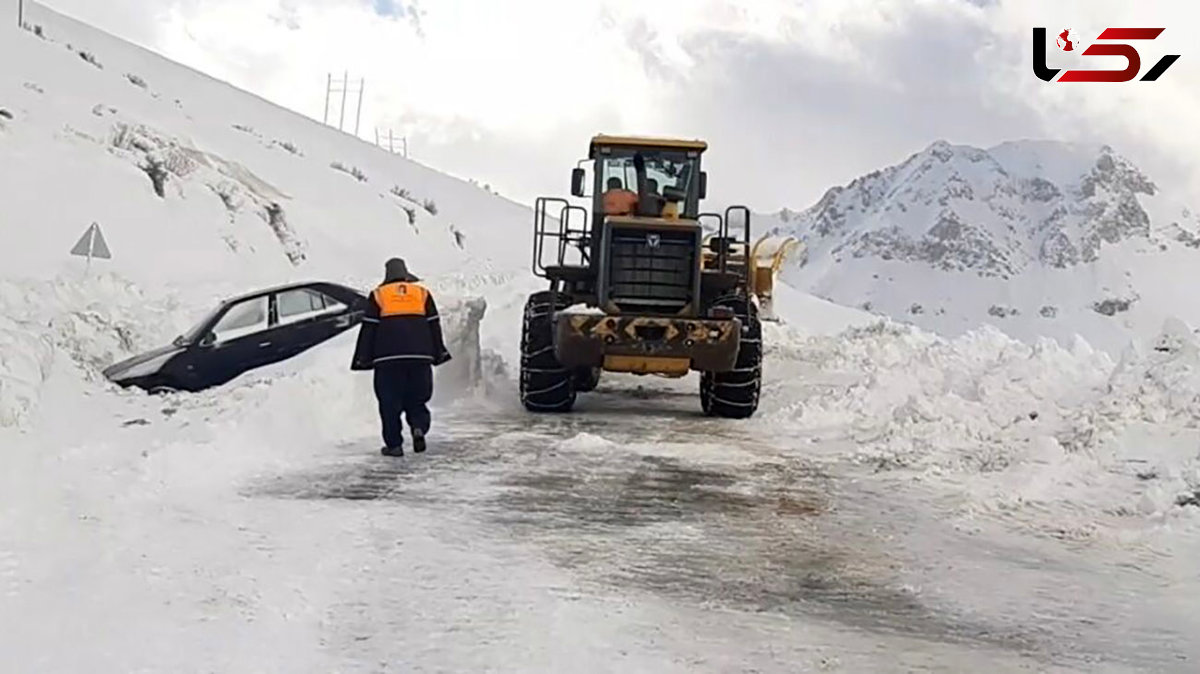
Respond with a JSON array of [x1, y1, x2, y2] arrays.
[[217, 280, 364, 307]]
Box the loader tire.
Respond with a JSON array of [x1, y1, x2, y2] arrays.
[[701, 294, 762, 419], [520, 291, 576, 413]]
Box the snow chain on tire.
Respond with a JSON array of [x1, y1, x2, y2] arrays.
[[520, 290, 576, 412], [700, 293, 762, 419]]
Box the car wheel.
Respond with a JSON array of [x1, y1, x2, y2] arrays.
[[149, 381, 180, 395]]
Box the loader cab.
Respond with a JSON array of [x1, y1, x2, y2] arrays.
[[571, 135, 708, 229]]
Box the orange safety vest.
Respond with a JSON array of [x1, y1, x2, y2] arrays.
[[373, 282, 429, 317], [602, 189, 638, 216]]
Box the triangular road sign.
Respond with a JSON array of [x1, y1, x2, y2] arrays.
[[70, 222, 112, 260]]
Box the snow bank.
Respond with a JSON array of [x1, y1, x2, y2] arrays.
[[764, 314, 1200, 527], [773, 321, 1115, 472], [0, 273, 188, 429]]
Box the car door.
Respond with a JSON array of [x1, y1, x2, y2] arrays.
[[190, 295, 276, 387], [272, 287, 351, 358]]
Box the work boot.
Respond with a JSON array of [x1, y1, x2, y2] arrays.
[[412, 429, 426, 454], [381, 444, 404, 457]]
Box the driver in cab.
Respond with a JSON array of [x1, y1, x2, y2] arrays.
[[601, 176, 638, 216]]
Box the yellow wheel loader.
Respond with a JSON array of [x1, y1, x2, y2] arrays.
[[520, 134, 797, 417]]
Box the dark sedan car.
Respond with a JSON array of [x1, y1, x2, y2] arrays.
[[104, 281, 368, 393]]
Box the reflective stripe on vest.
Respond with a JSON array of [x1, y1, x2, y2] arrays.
[[374, 282, 428, 317]]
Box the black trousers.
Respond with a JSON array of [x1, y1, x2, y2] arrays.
[[373, 361, 433, 447]]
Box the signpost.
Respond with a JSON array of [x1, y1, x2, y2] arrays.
[[70, 222, 112, 273]]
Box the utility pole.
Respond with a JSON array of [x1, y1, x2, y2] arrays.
[[355, 78, 365, 137], [322, 73, 331, 125], [373, 129, 409, 158], [323, 72, 365, 136], [338, 70, 348, 132]]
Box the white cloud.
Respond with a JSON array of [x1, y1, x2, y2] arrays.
[[36, 0, 1200, 211]]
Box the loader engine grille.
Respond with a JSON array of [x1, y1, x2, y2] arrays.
[[606, 228, 696, 314]]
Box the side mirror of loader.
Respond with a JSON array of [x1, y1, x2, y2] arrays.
[[571, 168, 586, 197], [698, 172, 707, 200]]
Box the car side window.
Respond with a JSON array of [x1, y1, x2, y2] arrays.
[[276, 289, 334, 325], [210, 296, 269, 342], [318, 291, 347, 312], [276, 288, 347, 325]]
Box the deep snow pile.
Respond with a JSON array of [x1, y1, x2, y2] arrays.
[[762, 307, 1200, 535], [0, 7, 537, 430], [773, 139, 1200, 355]]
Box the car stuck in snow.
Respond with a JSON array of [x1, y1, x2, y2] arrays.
[[103, 281, 367, 393]]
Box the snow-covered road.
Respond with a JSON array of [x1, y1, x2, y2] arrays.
[[5, 340, 1197, 673]]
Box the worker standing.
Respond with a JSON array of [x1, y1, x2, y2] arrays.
[[351, 258, 452, 456]]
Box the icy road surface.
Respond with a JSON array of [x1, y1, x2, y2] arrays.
[[5, 359, 1196, 673]]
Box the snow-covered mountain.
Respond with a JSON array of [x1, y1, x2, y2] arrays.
[[773, 139, 1200, 354]]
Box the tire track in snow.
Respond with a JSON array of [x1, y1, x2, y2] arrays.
[[246, 389, 1074, 668]]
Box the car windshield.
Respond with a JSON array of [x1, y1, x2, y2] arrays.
[[176, 305, 222, 345]]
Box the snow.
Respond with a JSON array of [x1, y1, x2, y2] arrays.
[[3, 7, 1200, 671], [774, 138, 1200, 356]]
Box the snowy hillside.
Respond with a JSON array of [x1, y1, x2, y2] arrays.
[[0, 5, 544, 426], [773, 139, 1200, 354]]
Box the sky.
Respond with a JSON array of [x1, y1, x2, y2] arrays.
[[30, 0, 1200, 213]]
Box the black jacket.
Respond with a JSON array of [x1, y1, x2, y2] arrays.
[[351, 280, 451, 370]]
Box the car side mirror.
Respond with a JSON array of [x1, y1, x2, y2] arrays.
[[571, 168, 586, 197], [698, 172, 707, 200], [198, 332, 216, 348]]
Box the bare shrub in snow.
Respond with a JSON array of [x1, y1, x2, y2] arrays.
[[1040, 305, 1058, 318], [988, 305, 1019, 318], [78, 51, 102, 69], [331, 162, 367, 182], [23, 82, 44, 94], [451, 226, 466, 249], [1093, 298, 1134, 316], [0, 109, 12, 121], [232, 124, 254, 134], [422, 199, 438, 215], [274, 140, 301, 156], [125, 73, 148, 89], [390, 186, 413, 200], [401, 205, 417, 228], [909, 303, 924, 315]]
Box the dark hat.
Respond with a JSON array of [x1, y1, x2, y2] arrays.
[[384, 257, 419, 283]]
